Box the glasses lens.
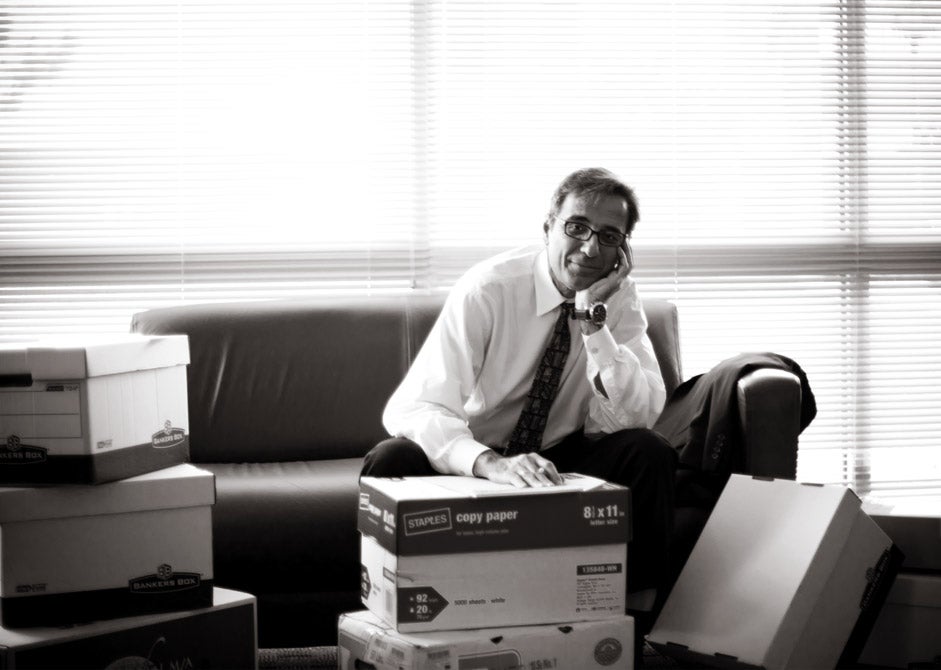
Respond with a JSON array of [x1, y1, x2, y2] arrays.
[[563, 221, 591, 240], [598, 232, 625, 247]]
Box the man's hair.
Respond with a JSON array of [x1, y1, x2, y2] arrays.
[[548, 167, 639, 235]]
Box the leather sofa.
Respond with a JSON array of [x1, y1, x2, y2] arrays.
[[130, 294, 802, 647]]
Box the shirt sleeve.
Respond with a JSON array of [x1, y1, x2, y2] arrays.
[[382, 285, 494, 476], [582, 278, 667, 433]]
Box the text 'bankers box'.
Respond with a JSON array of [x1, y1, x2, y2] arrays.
[[358, 473, 630, 633], [648, 475, 902, 670], [0, 463, 215, 628], [0, 334, 190, 485]]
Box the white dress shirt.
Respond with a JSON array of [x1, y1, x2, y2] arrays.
[[382, 245, 667, 476]]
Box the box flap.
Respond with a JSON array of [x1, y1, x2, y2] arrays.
[[0, 335, 189, 380], [649, 475, 860, 668], [0, 464, 215, 523]]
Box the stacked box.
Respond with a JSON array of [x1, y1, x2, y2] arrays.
[[0, 334, 236, 659], [349, 473, 636, 669], [858, 571, 941, 668], [358, 473, 630, 632], [0, 587, 257, 670], [648, 475, 902, 670], [0, 335, 190, 485], [338, 609, 634, 670], [860, 494, 941, 668], [0, 463, 215, 628], [863, 493, 941, 571]]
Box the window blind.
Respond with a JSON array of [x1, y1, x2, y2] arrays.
[[1, 0, 938, 495]]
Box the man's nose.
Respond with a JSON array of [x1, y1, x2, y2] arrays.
[[580, 234, 601, 256]]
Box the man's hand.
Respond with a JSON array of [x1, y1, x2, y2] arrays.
[[576, 245, 630, 310], [472, 450, 563, 488], [574, 245, 630, 336]]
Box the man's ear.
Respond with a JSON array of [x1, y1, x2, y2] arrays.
[[543, 217, 551, 243]]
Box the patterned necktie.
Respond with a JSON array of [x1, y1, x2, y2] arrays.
[[504, 302, 575, 455]]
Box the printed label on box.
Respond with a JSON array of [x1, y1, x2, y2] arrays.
[[152, 420, 186, 449], [0, 434, 48, 464], [129, 564, 202, 594]]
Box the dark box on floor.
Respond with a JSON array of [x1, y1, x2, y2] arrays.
[[0, 587, 256, 669]]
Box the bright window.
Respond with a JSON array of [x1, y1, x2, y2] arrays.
[[2, 0, 939, 495]]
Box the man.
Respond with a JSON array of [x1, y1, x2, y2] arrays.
[[362, 167, 676, 646]]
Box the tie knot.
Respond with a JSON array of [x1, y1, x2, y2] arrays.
[[560, 302, 575, 319]]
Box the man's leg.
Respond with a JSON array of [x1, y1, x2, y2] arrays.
[[543, 428, 677, 594], [361, 436, 437, 477], [542, 428, 676, 664]]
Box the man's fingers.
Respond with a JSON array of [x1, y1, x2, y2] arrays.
[[537, 461, 564, 485]]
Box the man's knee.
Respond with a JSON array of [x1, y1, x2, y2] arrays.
[[609, 428, 678, 473], [361, 437, 435, 478]]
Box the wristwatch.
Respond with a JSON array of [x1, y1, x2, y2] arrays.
[[572, 302, 607, 327]]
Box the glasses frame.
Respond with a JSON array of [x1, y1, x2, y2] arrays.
[[552, 215, 634, 272]]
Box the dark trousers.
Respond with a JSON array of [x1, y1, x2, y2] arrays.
[[361, 428, 677, 596]]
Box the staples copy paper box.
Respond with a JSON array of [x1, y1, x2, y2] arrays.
[[648, 475, 901, 670], [338, 609, 635, 670], [358, 473, 629, 632], [0, 587, 256, 670], [0, 464, 214, 628], [858, 571, 941, 669], [0, 335, 190, 484]]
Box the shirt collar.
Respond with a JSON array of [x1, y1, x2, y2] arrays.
[[534, 248, 571, 316]]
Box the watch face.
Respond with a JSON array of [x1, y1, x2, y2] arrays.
[[590, 303, 607, 325]]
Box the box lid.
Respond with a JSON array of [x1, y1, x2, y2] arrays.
[[649, 475, 863, 667], [359, 473, 630, 555], [0, 464, 215, 523], [0, 587, 253, 648], [0, 334, 189, 380]]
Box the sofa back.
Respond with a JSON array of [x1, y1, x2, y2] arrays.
[[131, 294, 681, 464]]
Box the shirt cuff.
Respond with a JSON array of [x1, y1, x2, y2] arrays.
[[448, 437, 493, 477], [582, 325, 620, 368]]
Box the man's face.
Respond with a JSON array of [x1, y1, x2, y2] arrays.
[[544, 192, 629, 298]]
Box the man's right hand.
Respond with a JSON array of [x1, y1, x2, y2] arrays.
[[472, 449, 563, 488]]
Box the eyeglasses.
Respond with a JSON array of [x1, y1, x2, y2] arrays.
[[554, 216, 628, 248]]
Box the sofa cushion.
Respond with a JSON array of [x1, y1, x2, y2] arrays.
[[201, 458, 364, 594], [131, 295, 444, 463]]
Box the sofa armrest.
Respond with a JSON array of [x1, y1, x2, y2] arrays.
[[737, 368, 801, 479]]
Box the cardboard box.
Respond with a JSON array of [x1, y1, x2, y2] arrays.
[[0, 587, 256, 669], [648, 475, 901, 670], [0, 464, 215, 628], [358, 473, 629, 632], [338, 609, 635, 670], [863, 493, 941, 571], [858, 571, 941, 669], [0, 334, 190, 484]]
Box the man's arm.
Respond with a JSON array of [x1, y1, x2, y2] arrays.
[[575, 247, 666, 431]]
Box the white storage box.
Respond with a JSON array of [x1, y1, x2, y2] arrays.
[[0, 587, 256, 670], [863, 493, 941, 571], [0, 334, 190, 484], [359, 473, 629, 632], [858, 571, 941, 669], [648, 475, 901, 670], [0, 463, 215, 628], [338, 609, 635, 670]]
